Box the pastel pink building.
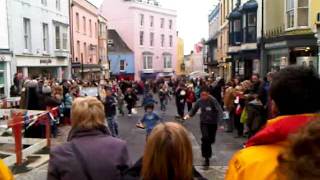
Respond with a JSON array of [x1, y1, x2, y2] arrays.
[[100, 0, 177, 80], [71, 0, 99, 79]]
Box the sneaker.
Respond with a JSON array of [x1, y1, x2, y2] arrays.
[[128, 114, 132, 117]]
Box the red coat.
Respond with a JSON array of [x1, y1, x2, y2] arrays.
[[186, 90, 196, 103]]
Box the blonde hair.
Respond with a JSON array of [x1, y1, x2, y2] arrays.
[[71, 97, 105, 129], [142, 122, 193, 180]]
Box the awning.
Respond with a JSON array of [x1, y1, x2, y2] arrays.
[[228, 9, 241, 19], [242, 0, 258, 11]]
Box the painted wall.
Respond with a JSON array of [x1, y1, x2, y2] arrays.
[[264, 0, 284, 35], [209, 4, 220, 39], [7, 0, 69, 56], [310, 0, 320, 27], [100, 0, 177, 80], [72, 0, 98, 65], [109, 53, 134, 75], [0, 0, 9, 49], [176, 37, 184, 75]]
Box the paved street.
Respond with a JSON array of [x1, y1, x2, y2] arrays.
[[15, 96, 244, 180]]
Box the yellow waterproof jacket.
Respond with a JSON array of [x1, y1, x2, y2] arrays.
[[0, 160, 13, 180], [225, 114, 319, 180]]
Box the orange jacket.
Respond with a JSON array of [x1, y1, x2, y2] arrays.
[[225, 114, 319, 180], [0, 160, 13, 180]]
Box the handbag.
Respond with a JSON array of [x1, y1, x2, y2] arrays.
[[71, 142, 94, 180]]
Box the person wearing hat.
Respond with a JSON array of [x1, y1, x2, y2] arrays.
[[184, 88, 224, 167]]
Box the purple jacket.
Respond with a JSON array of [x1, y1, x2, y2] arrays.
[[47, 127, 130, 180]]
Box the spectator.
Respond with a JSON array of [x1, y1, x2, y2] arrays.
[[277, 119, 320, 180], [48, 97, 130, 180], [226, 66, 320, 180], [125, 122, 207, 180]]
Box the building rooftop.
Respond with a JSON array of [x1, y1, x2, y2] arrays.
[[108, 30, 133, 53]]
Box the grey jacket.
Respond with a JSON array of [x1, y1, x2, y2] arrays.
[[189, 96, 223, 124], [48, 126, 130, 180]]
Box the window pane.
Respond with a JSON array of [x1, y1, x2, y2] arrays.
[[143, 56, 147, 69], [248, 13, 256, 26], [286, 0, 294, 10], [287, 10, 294, 28], [247, 26, 256, 42], [55, 26, 60, 49], [298, 0, 308, 7], [234, 20, 241, 32], [140, 31, 144, 45], [298, 8, 308, 26]]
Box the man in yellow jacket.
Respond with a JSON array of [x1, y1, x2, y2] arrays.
[[226, 66, 320, 180], [0, 159, 13, 180]]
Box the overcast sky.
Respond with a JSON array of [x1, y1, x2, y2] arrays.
[[88, 0, 218, 54]]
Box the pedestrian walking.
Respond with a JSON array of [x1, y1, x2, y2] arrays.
[[186, 85, 196, 111], [104, 87, 118, 137], [175, 83, 187, 118], [124, 88, 138, 116], [158, 85, 168, 111], [136, 103, 162, 137], [48, 97, 130, 180], [184, 89, 223, 166], [116, 90, 125, 116]]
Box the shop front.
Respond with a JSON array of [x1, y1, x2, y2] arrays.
[[265, 34, 318, 73], [16, 56, 69, 81], [0, 53, 12, 98]]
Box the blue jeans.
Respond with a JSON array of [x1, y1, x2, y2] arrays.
[[107, 116, 118, 137]]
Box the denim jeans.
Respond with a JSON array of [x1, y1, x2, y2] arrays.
[[107, 116, 118, 137]]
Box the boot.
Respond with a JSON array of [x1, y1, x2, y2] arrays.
[[203, 158, 210, 167]]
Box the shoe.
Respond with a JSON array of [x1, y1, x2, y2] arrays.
[[128, 114, 132, 117], [203, 158, 210, 167]]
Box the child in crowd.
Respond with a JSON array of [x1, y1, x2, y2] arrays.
[[116, 90, 125, 116], [136, 103, 162, 137]]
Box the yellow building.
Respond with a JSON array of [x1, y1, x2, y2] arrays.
[[176, 37, 185, 75], [217, 0, 234, 81], [264, 0, 320, 73]]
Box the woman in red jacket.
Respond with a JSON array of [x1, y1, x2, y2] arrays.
[[186, 85, 196, 111]]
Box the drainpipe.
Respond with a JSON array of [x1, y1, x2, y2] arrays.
[[69, 0, 74, 80], [317, 21, 320, 75], [260, 0, 266, 76]]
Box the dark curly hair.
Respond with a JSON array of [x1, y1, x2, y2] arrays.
[[277, 118, 320, 180], [269, 66, 320, 115]]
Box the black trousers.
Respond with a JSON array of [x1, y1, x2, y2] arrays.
[[177, 102, 185, 117], [234, 114, 243, 136], [200, 123, 218, 159], [127, 103, 133, 114], [187, 102, 193, 112]]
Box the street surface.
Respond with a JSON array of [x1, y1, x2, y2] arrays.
[[15, 95, 244, 180]]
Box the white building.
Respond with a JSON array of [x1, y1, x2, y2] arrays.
[[7, 0, 70, 81], [0, 0, 12, 98]]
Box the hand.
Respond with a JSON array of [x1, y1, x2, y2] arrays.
[[183, 115, 190, 120]]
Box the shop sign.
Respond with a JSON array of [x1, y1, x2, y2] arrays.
[[0, 56, 7, 61], [40, 59, 52, 64]]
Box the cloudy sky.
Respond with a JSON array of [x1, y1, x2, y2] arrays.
[[88, 0, 218, 54]]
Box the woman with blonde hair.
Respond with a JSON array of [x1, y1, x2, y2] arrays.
[[48, 96, 130, 180], [124, 122, 206, 180]]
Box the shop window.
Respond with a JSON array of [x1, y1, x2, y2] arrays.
[[229, 19, 242, 45]]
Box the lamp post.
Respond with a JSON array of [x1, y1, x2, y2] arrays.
[[317, 22, 320, 75]]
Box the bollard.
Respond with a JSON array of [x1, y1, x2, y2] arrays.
[[8, 112, 24, 166]]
